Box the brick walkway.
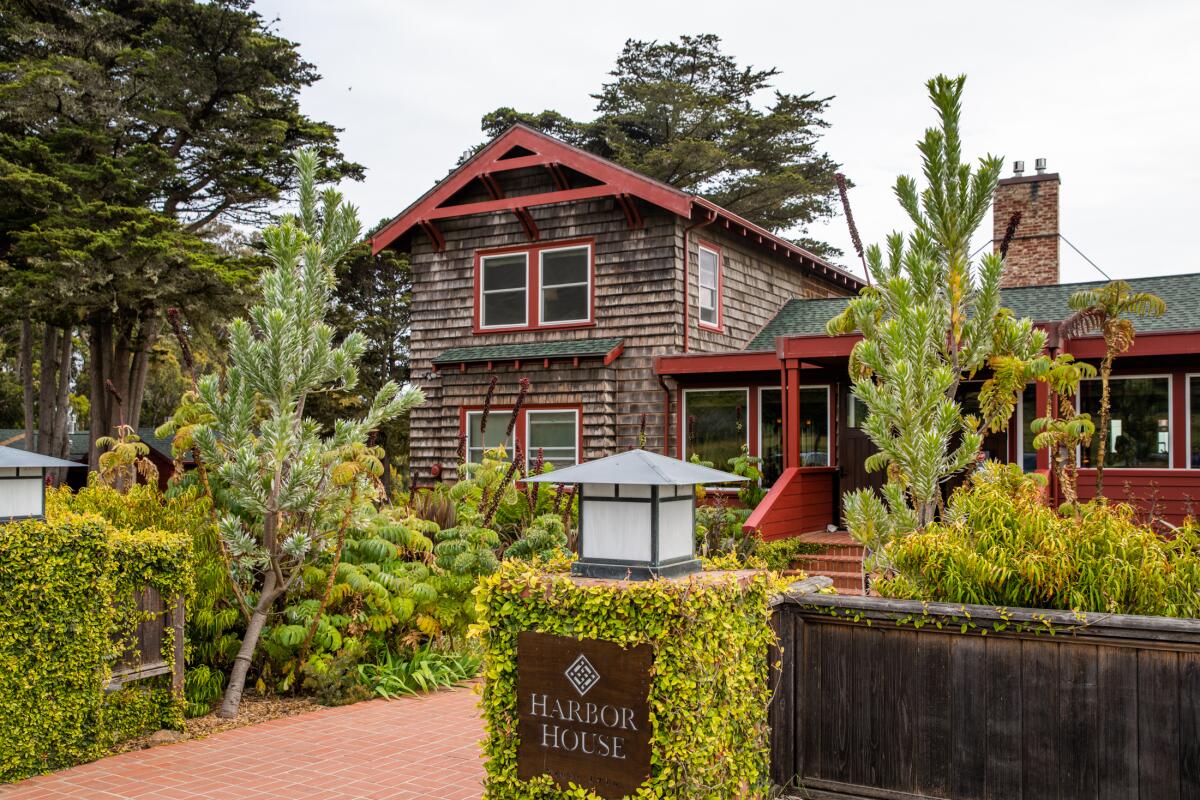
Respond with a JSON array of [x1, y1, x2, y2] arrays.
[[1, 687, 484, 800]]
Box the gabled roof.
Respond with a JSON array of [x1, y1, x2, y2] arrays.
[[431, 337, 624, 367], [0, 444, 79, 469], [745, 272, 1200, 350], [371, 124, 863, 292], [521, 448, 745, 486]]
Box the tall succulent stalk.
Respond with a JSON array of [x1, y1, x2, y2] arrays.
[[829, 75, 1047, 549], [194, 150, 423, 718]]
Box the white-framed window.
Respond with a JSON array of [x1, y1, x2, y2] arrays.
[[795, 386, 832, 467], [526, 409, 580, 469], [479, 252, 528, 328], [1016, 383, 1039, 472], [465, 410, 514, 464], [683, 388, 748, 472], [1188, 374, 1199, 469], [1077, 375, 1172, 469], [539, 245, 591, 325], [697, 245, 721, 329]]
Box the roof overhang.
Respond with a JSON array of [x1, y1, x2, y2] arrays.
[[655, 350, 781, 376], [371, 124, 864, 293]]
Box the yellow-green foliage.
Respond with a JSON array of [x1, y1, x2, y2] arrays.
[[0, 516, 113, 781], [474, 561, 778, 799], [0, 487, 193, 782], [874, 463, 1200, 616]]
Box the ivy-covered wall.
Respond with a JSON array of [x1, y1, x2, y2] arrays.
[[0, 504, 192, 783], [474, 560, 778, 799]]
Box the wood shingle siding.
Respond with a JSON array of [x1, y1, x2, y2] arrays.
[[396, 136, 856, 486]]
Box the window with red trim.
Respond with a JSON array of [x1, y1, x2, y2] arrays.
[[697, 243, 722, 330], [462, 406, 582, 468], [475, 240, 594, 332]]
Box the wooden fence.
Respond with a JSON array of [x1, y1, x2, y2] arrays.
[[109, 586, 185, 694], [770, 592, 1200, 800]]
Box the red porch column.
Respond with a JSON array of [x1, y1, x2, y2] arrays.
[[783, 359, 801, 470], [1173, 371, 1188, 469]]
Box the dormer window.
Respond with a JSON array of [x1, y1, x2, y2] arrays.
[[475, 239, 594, 332], [697, 243, 722, 330]]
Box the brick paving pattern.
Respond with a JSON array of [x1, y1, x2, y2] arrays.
[[1, 687, 484, 800]]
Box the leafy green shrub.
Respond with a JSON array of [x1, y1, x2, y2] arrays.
[[2, 502, 192, 782], [475, 560, 779, 799], [755, 537, 823, 571], [358, 646, 481, 699], [504, 514, 570, 562], [50, 482, 227, 718], [874, 463, 1200, 616]]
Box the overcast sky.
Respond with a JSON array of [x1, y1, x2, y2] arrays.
[[253, 0, 1200, 283]]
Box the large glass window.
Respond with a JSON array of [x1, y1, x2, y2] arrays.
[[698, 245, 720, 328], [466, 411, 513, 463], [539, 246, 590, 324], [526, 410, 579, 469], [685, 389, 746, 472], [1079, 376, 1170, 469], [1190, 376, 1200, 468], [480, 253, 527, 328], [759, 389, 783, 487], [1020, 384, 1038, 472], [797, 387, 830, 466]]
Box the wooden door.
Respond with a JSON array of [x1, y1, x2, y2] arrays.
[[838, 386, 885, 502]]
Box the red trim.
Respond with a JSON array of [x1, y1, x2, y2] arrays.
[[696, 239, 724, 332], [370, 125, 692, 254], [602, 342, 625, 366], [1061, 329, 1200, 359], [616, 194, 643, 229], [459, 403, 585, 465], [778, 333, 863, 360], [417, 220, 445, 252], [655, 350, 779, 376], [472, 238, 595, 334], [1173, 371, 1188, 469], [742, 466, 838, 538]]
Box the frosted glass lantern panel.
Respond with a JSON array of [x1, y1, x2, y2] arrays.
[[0, 477, 43, 519], [581, 500, 651, 562], [658, 500, 694, 562]]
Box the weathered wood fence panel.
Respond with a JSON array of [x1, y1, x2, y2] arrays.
[[771, 593, 1200, 800], [109, 586, 185, 694]]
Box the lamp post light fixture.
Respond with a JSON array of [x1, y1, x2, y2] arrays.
[[521, 449, 746, 580], [0, 445, 78, 522]]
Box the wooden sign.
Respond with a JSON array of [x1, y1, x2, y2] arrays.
[[516, 631, 653, 799]]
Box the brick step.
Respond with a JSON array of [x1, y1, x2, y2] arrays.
[[792, 554, 864, 575], [820, 570, 866, 595], [809, 543, 864, 558]]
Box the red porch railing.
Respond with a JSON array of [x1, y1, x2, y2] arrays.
[[743, 466, 838, 540]]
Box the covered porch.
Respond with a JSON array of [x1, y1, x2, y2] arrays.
[[658, 327, 1200, 543]]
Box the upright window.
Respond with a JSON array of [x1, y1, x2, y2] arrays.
[[539, 246, 591, 324], [476, 240, 594, 332], [797, 387, 831, 467], [697, 245, 721, 329], [759, 388, 783, 487], [847, 393, 869, 429], [1189, 375, 1200, 468], [1079, 376, 1171, 469], [465, 411, 514, 463], [684, 389, 747, 472], [479, 252, 528, 328], [526, 409, 580, 469], [1019, 384, 1038, 472]]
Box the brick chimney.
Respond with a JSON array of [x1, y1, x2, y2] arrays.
[[993, 158, 1060, 287]]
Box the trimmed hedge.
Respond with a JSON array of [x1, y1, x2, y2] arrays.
[[1, 495, 192, 783], [474, 559, 779, 799]]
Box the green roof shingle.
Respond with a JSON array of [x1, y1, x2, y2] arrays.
[[746, 273, 1200, 350], [432, 337, 624, 365]]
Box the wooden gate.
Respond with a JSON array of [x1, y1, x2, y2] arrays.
[[770, 592, 1200, 799], [109, 586, 185, 694]]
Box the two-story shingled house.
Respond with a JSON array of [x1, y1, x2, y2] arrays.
[[375, 127, 1200, 555], [370, 124, 863, 484]]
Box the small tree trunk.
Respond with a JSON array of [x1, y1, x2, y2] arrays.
[[218, 573, 280, 719], [19, 320, 34, 452], [1094, 353, 1115, 499]]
